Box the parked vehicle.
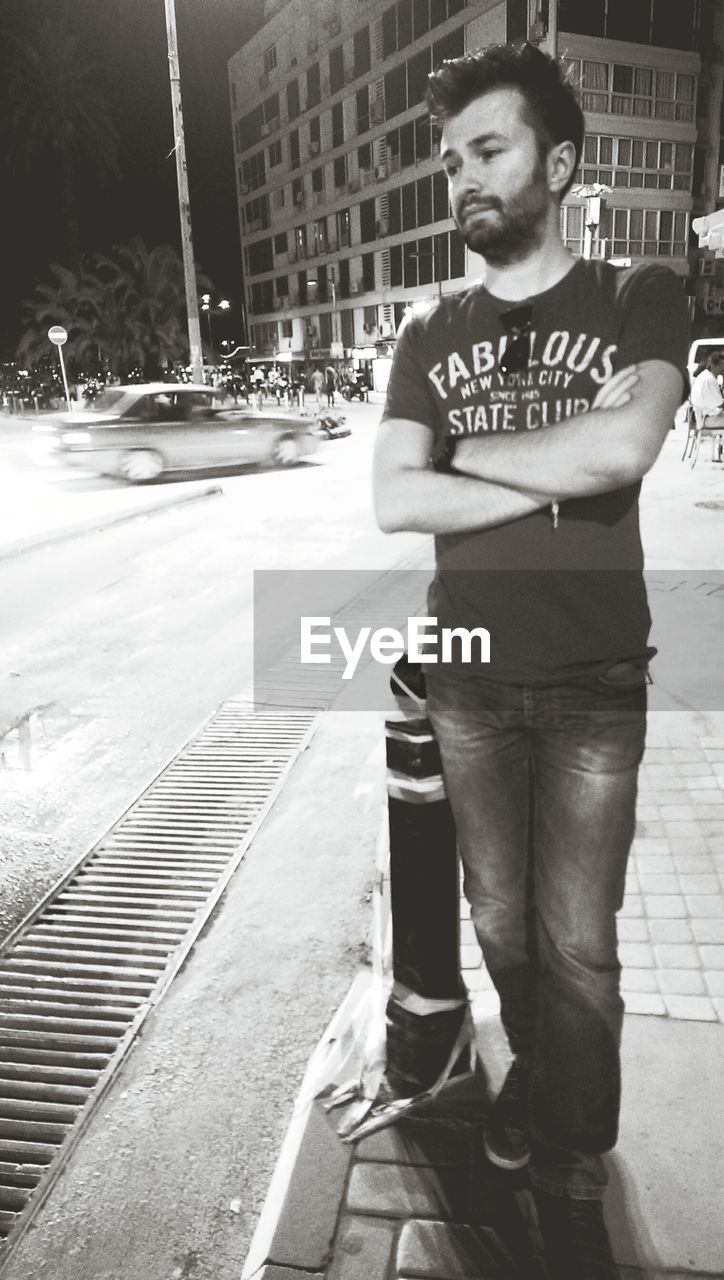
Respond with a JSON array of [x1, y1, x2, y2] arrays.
[[38, 383, 320, 482]]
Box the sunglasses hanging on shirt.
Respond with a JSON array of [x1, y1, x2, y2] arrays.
[[499, 304, 533, 376]]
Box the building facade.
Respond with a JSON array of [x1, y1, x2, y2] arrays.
[[228, 0, 724, 377]]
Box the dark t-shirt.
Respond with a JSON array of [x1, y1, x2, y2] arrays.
[[381, 258, 689, 683]]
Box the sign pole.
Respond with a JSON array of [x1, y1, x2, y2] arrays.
[[47, 325, 72, 412]]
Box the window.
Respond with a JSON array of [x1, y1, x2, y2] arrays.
[[276, 275, 289, 297], [355, 89, 368, 137], [432, 27, 464, 66], [562, 205, 688, 258], [312, 218, 327, 255], [248, 238, 274, 276], [269, 140, 282, 167], [311, 166, 324, 194], [402, 181, 416, 231], [287, 79, 300, 120], [354, 27, 371, 77], [292, 176, 304, 209], [413, 0, 430, 39], [241, 151, 266, 192], [294, 225, 307, 261], [297, 272, 308, 307], [433, 169, 448, 221], [506, 0, 528, 43], [384, 63, 407, 119], [338, 257, 350, 299], [337, 208, 351, 247], [329, 45, 344, 95], [382, 7, 397, 58], [400, 122, 415, 168], [307, 64, 321, 109], [360, 198, 376, 242], [334, 155, 347, 189], [559, 0, 606, 36], [390, 244, 402, 288], [358, 142, 372, 172], [263, 45, 277, 74], [415, 115, 432, 162], [263, 94, 280, 126], [281, 318, 292, 337], [607, 0, 650, 42], [290, 130, 300, 170], [244, 195, 270, 231], [407, 47, 431, 109], [417, 174, 433, 226], [652, 0, 697, 50], [274, 233, 287, 255], [569, 59, 696, 122], [362, 252, 375, 292], [333, 103, 345, 148], [397, 0, 412, 49], [309, 116, 321, 155], [579, 133, 693, 191]]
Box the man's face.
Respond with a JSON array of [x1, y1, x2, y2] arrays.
[[440, 86, 553, 266]]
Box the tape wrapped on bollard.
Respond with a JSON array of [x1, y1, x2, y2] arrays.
[[322, 656, 482, 1142]]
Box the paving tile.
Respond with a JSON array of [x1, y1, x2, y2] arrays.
[[634, 807, 661, 821], [704, 971, 724, 997], [677, 873, 720, 894], [660, 820, 706, 835], [672, 855, 715, 875], [632, 854, 675, 874], [631, 821, 666, 837], [346, 1161, 467, 1221], [678, 763, 715, 777], [703, 749, 724, 761], [616, 918, 649, 942], [459, 920, 478, 947], [463, 968, 494, 992], [460, 944, 483, 968], [668, 835, 710, 853], [617, 895, 644, 918], [618, 942, 655, 968], [647, 918, 694, 944], [632, 837, 671, 853], [660, 805, 699, 821], [653, 943, 701, 969], [683, 774, 719, 789], [642, 894, 686, 918], [622, 991, 666, 1016], [699, 820, 724, 836], [699, 944, 724, 969], [713, 999, 724, 1022], [688, 784, 724, 800], [638, 873, 679, 894], [396, 1218, 522, 1279], [355, 1120, 473, 1169], [671, 749, 708, 762], [655, 969, 706, 995], [684, 894, 724, 918], [662, 994, 717, 1021], [691, 918, 724, 944], [624, 873, 640, 894], [693, 805, 724, 819], [326, 1214, 400, 1280], [621, 968, 658, 993]]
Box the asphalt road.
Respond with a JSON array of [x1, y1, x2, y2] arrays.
[[0, 404, 426, 943]]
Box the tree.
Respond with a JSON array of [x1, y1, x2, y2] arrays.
[[17, 239, 212, 379], [0, 2, 120, 271]]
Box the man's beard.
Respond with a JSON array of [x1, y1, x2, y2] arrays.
[[456, 167, 550, 266]]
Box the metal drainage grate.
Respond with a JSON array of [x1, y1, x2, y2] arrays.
[[0, 701, 316, 1252]]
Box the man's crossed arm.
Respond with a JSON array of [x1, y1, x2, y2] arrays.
[[373, 360, 683, 535]]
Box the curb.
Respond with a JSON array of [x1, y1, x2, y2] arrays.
[[0, 483, 223, 562]]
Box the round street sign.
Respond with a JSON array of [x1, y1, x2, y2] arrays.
[[48, 325, 68, 345]]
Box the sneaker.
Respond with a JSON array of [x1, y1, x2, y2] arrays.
[[533, 1189, 620, 1279], [483, 1057, 530, 1170]]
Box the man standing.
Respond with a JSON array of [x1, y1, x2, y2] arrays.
[[373, 43, 688, 1280]]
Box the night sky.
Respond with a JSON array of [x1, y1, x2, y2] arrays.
[[0, 0, 265, 359]]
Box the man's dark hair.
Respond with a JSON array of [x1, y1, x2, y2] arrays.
[[426, 43, 584, 199]]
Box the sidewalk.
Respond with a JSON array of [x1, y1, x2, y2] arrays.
[[0, 418, 722, 1279]]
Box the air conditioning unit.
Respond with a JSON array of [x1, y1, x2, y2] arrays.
[[375, 164, 388, 180], [370, 102, 384, 123], [351, 281, 362, 293], [388, 154, 401, 172], [363, 323, 376, 333], [259, 72, 269, 89], [347, 178, 360, 193], [308, 140, 320, 156], [376, 219, 389, 236], [294, 192, 305, 207], [528, 19, 547, 41], [261, 122, 270, 136]]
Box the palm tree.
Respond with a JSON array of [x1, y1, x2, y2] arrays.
[[17, 239, 213, 379], [0, 3, 120, 271]]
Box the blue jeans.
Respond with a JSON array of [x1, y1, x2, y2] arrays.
[[425, 663, 647, 1199]]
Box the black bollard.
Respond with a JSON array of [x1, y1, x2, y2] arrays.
[[383, 655, 470, 1098]]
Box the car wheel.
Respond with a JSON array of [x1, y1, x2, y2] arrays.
[[272, 433, 303, 466], [119, 449, 164, 483]]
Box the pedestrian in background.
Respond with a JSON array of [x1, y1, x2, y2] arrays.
[[373, 41, 688, 1280]]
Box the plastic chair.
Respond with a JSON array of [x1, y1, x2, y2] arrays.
[[688, 407, 724, 468]]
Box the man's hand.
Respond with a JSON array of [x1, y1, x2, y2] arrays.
[[592, 364, 639, 411]]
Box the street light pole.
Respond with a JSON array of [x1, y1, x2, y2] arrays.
[[163, 0, 204, 384]]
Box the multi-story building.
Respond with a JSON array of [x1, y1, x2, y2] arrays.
[[228, 0, 723, 381]]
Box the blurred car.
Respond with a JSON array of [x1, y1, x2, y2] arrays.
[[39, 383, 320, 482]]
